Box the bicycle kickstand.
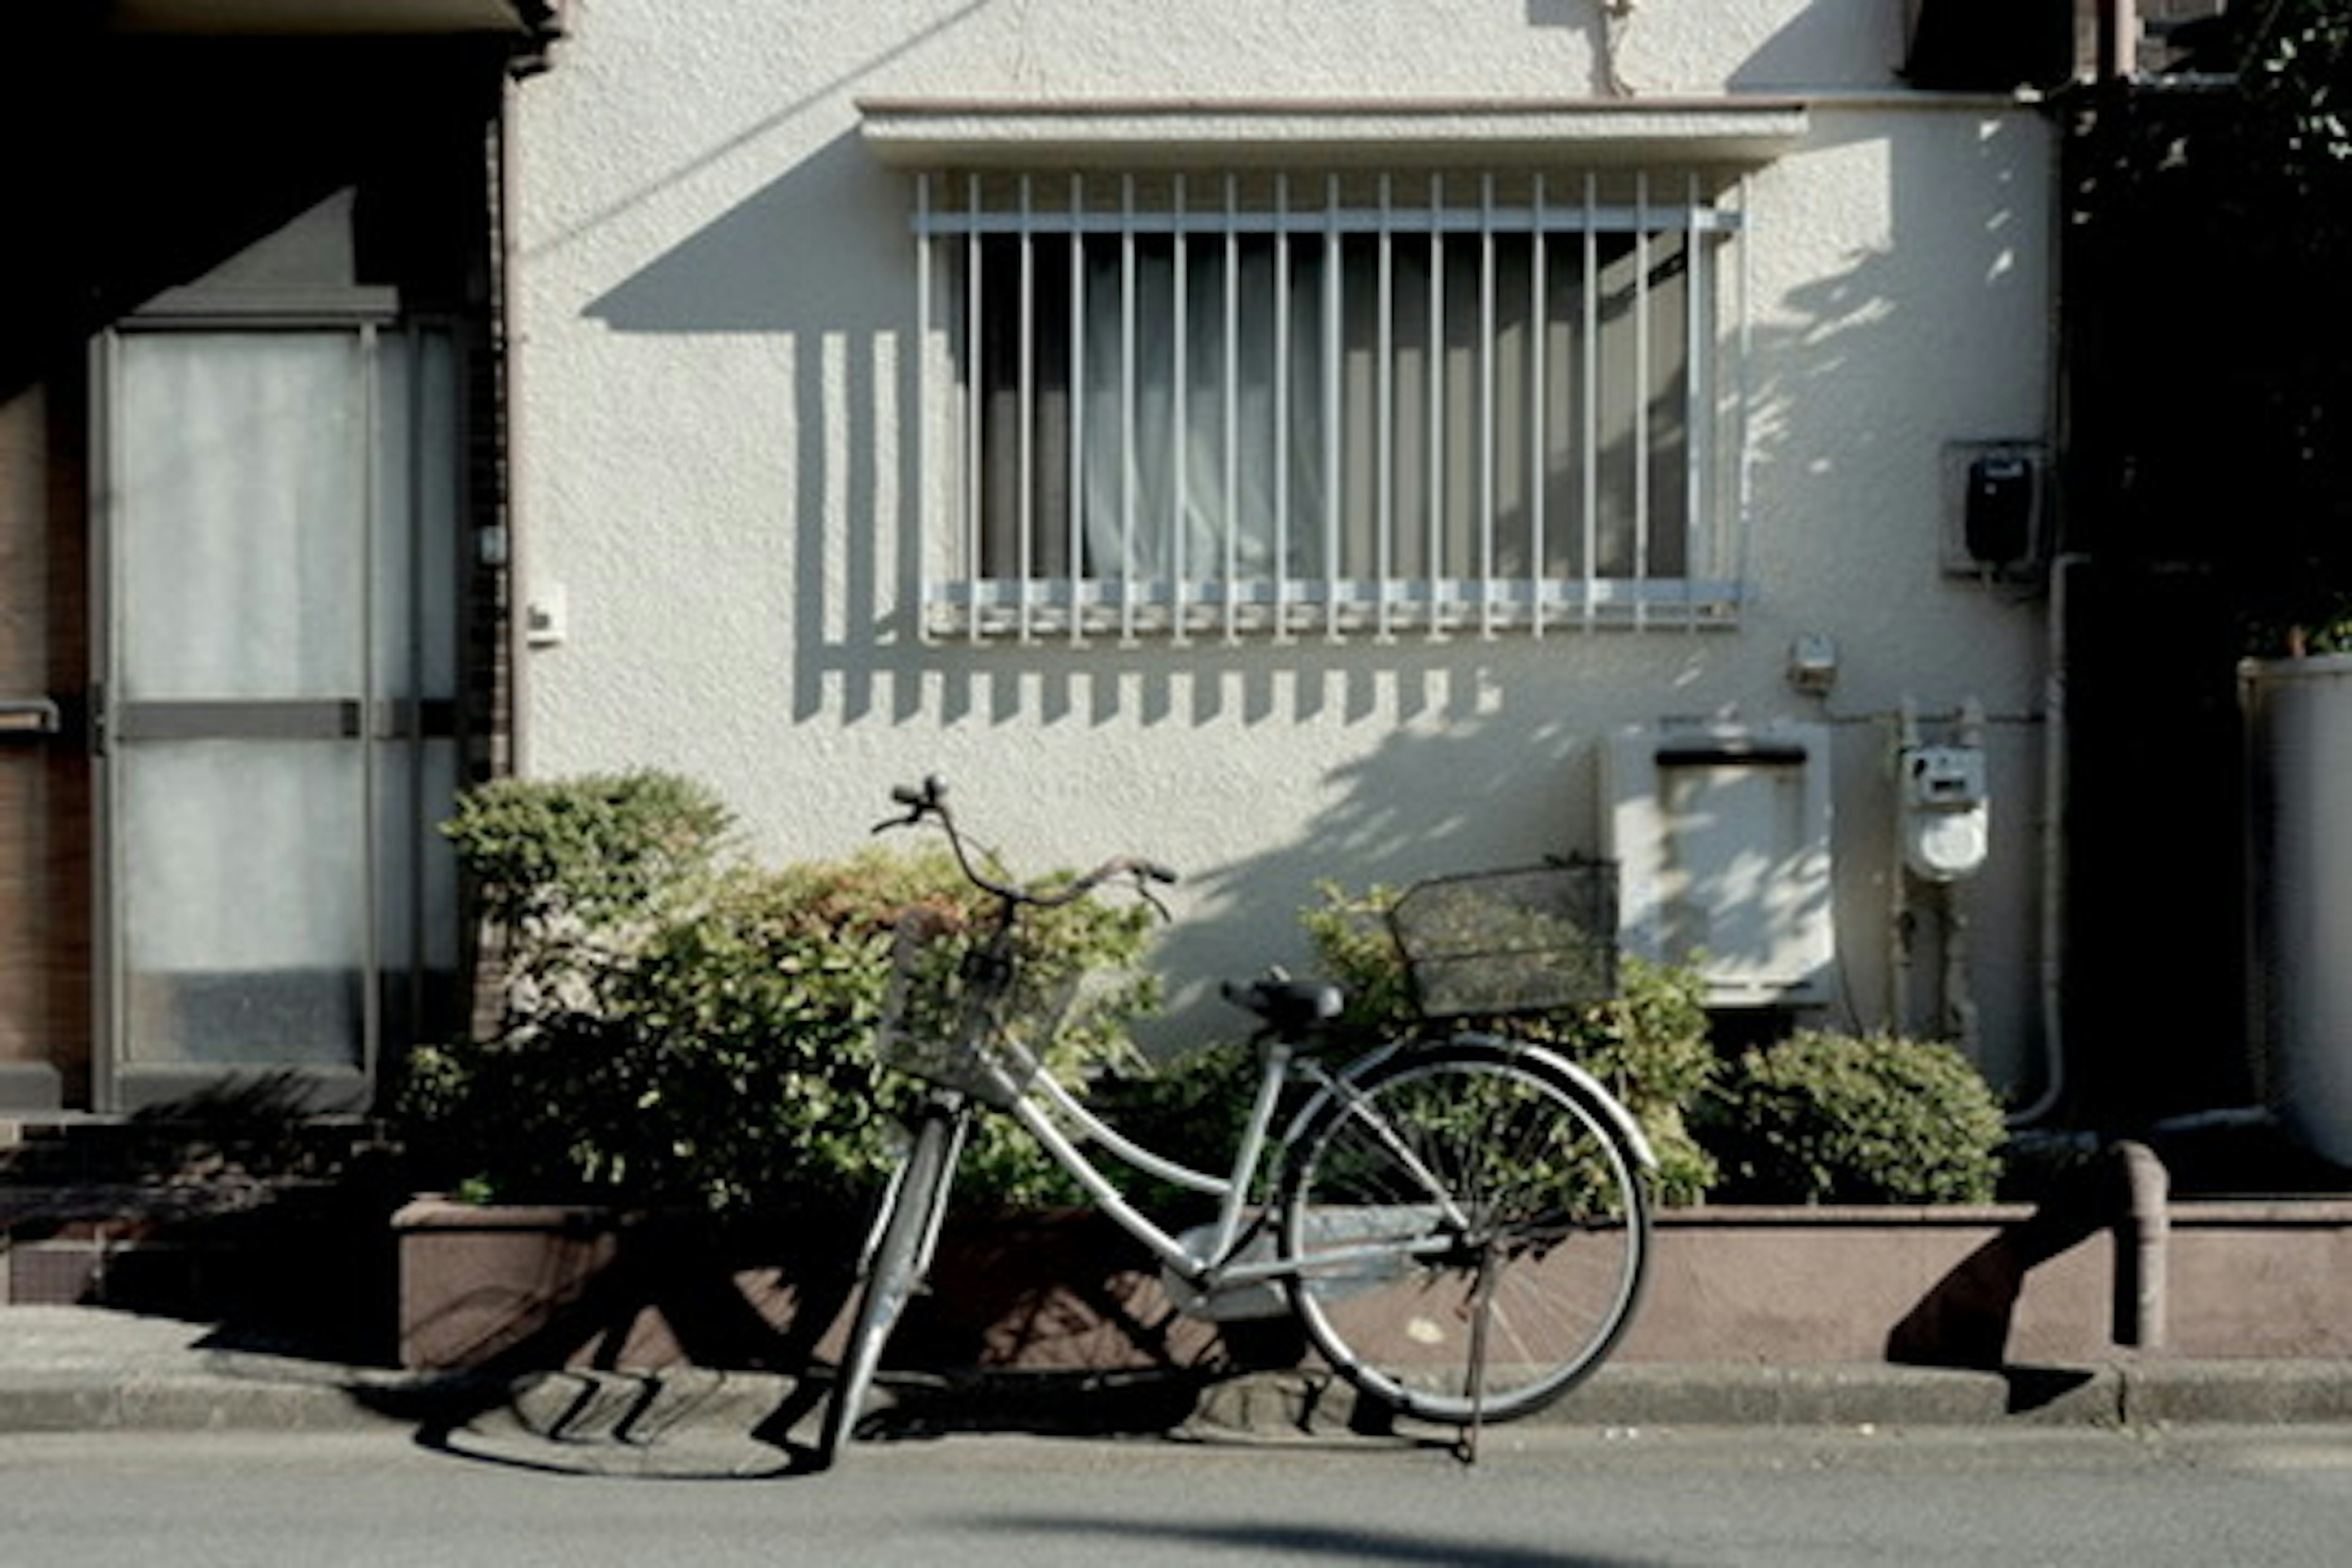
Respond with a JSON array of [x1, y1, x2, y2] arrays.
[[1453, 1245, 1499, 1467]]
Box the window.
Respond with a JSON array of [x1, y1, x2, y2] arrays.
[[913, 168, 1752, 641]]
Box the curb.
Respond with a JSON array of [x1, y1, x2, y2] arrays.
[[6, 1357, 2352, 1439]]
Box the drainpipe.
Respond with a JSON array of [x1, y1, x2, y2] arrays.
[[2113, 1139, 2168, 1348], [497, 56, 537, 777], [2012, 554, 2082, 1128], [2013, 47, 2091, 1128]]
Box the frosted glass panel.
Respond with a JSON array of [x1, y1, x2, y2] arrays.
[[116, 333, 367, 701], [118, 742, 365, 1068], [376, 330, 462, 701]]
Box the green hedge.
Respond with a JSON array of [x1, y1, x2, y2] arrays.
[[403, 772, 1157, 1214], [1696, 1030, 2008, 1205]]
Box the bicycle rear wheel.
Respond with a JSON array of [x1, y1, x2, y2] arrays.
[[1280, 1041, 1649, 1426], [815, 1101, 965, 1469]]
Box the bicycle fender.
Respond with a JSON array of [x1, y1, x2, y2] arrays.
[[1288, 1032, 1659, 1172]]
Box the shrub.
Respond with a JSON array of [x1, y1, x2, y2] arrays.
[[443, 769, 735, 935], [1697, 1030, 2008, 1205], [402, 774, 1159, 1215], [1295, 881, 1721, 1205]]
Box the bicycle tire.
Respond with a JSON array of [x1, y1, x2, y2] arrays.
[[1280, 1039, 1650, 1426], [815, 1102, 964, 1468]]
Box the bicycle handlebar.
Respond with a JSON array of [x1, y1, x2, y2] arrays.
[[873, 777, 1177, 909]]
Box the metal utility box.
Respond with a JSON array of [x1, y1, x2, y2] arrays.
[[1602, 723, 1835, 1007]]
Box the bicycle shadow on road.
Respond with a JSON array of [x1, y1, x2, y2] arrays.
[[360, 1205, 1299, 1479]]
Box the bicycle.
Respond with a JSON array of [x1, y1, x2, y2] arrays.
[[815, 776, 1657, 1469]]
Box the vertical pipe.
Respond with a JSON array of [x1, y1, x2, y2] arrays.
[[494, 80, 536, 766]]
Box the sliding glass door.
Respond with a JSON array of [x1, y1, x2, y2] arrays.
[[98, 323, 460, 1110]]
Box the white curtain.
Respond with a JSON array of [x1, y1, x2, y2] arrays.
[[1077, 239, 1327, 590]]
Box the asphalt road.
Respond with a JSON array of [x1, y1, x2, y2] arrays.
[[5, 1423, 2352, 1567]]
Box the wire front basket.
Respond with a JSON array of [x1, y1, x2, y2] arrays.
[[876, 908, 1072, 1108], [1388, 859, 1619, 1019]]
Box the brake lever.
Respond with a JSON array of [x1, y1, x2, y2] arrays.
[[1129, 861, 1178, 921], [873, 775, 950, 835]]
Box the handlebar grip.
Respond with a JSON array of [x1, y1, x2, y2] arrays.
[[1137, 860, 1179, 885], [891, 775, 948, 810]]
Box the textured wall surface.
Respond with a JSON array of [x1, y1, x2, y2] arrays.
[[508, 0, 2056, 1085]]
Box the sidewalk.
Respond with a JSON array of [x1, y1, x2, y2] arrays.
[[4, 1305, 2350, 1441]]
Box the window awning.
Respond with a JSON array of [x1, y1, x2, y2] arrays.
[[858, 97, 1811, 171]]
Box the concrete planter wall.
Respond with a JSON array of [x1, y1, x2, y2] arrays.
[[396, 1197, 2352, 1376], [1634, 1202, 2352, 1365]]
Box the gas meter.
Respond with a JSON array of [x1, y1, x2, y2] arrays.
[[1899, 745, 1989, 882]]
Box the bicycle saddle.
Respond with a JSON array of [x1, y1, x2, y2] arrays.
[[1221, 973, 1344, 1038]]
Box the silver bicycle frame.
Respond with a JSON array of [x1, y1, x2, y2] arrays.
[[995, 1039, 1474, 1300]]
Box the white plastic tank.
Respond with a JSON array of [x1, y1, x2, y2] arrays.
[[2247, 654, 2352, 1166], [1602, 722, 1835, 1007]]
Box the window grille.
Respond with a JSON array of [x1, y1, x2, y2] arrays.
[[911, 168, 1752, 642]]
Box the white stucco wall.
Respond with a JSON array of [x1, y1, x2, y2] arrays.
[[507, 0, 2058, 1095]]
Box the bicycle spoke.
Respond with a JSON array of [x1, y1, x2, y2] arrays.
[[1283, 1044, 1649, 1427]]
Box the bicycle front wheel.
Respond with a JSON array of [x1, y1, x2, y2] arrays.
[[815, 1102, 965, 1469], [1280, 1041, 1650, 1426]]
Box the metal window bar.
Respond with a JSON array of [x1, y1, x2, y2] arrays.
[[1683, 171, 1705, 630], [1223, 174, 1242, 643], [1581, 172, 1600, 634], [963, 174, 985, 644], [1376, 173, 1396, 643], [1273, 173, 1294, 642], [1119, 175, 1139, 643], [1068, 173, 1088, 645], [1733, 173, 1756, 614], [916, 170, 1746, 640], [1427, 174, 1446, 636], [1530, 172, 1548, 639], [1017, 175, 1038, 642], [1170, 175, 1191, 642], [917, 172, 936, 636], [1322, 174, 1343, 643], [1479, 174, 1498, 639]]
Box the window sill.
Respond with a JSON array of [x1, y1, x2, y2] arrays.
[[921, 580, 1746, 642]]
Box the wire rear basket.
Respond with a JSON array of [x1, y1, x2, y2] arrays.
[[1388, 859, 1620, 1019], [876, 908, 1072, 1107]]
